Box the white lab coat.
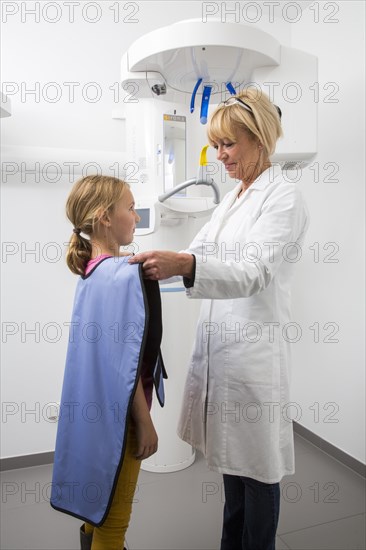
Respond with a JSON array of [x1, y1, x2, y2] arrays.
[[177, 165, 309, 483]]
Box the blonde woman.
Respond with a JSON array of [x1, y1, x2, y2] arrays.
[[51, 175, 166, 550], [129, 89, 309, 550]]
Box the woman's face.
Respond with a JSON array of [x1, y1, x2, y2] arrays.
[[108, 188, 140, 246], [213, 130, 262, 184]]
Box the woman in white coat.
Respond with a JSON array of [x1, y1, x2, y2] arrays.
[[129, 89, 309, 550]]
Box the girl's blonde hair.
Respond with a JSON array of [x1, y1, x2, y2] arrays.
[[207, 88, 283, 156], [65, 175, 129, 275]]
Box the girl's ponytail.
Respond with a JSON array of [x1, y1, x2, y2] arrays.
[[66, 231, 93, 276]]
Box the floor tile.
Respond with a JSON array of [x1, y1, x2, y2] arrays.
[[280, 513, 366, 550], [276, 535, 292, 549], [278, 439, 365, 535], [1, 464, 54, 511], [1, 501, 80, 550], [127, 453, 223, 549]]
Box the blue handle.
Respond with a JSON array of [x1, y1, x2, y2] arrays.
[[200, 85, 212, 124], [190, 78, 203, 113], [226, 82, 236, 95]]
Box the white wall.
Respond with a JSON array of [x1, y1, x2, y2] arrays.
[[289, 2, 365, 463], [1, 1, 364, 462]]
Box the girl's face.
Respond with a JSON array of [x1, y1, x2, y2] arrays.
[[107, 188, 140, 246]]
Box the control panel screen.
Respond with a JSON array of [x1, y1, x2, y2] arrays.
[[136, 208, 150, 229]]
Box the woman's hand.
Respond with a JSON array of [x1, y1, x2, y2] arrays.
[[128, 250, 194, 280]]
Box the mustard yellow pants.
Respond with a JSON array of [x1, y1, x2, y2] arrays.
[[84, 424, 141, 550]]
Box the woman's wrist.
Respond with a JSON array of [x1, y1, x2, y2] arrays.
[[179, 253, 195, 278]]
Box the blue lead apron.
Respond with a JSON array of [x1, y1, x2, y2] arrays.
[[50, 256, 166, 525]]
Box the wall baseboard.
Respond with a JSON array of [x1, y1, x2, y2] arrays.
[[1, 425, 365, 477], [293, 422, 365, 478], [0, 451, 54, 472]]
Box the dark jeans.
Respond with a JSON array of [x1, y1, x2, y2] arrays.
[[220, 474, 280, 550]]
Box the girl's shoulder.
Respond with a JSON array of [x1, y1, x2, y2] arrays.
[[84, 254, 112, 276], [83, 254, 138, 281]]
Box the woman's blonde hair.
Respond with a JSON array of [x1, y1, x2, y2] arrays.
[[207, 88, 283, 156], [65, 175, 129, 275]]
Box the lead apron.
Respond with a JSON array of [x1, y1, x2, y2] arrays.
[[50, 257, 166, 526]]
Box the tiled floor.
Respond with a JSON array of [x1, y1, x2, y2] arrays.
[[1, 433, 365, 549]]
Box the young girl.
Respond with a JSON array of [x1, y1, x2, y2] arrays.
[[51, 175, 166, 550]]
